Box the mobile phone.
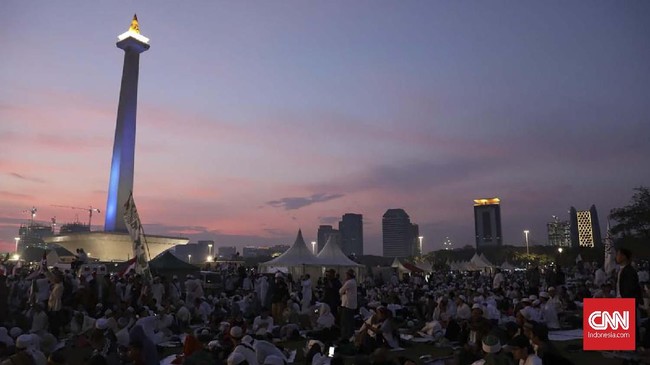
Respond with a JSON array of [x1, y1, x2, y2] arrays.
[[328, 346, 335, 357]]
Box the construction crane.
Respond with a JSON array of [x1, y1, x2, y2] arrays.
[[22, 207, 37, 226], [51, 205, 101, 227]]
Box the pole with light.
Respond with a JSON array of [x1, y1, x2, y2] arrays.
[[558, 247, 563, 253], [188, 254, 192, 263], [14, 237, 20, 253], [208, 243, 213, 257], [418, 236, 424, 256], [524, 230, 530, 255], [311, 241, 316, 255]]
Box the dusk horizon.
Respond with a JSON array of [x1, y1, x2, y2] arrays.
[[2, 2, 649, 255]]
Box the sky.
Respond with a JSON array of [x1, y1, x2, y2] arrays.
[[1, 1, 649, 255]]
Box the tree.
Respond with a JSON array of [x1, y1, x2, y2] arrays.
[[610, 186, 650, 238]]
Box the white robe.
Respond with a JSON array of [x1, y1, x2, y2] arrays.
[[301, 279, 312, 312]]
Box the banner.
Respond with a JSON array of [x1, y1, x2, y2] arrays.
[[123, 192, 152, 283], [603, 223, 616, 276]]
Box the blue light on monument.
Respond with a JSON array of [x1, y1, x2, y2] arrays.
[[104, 15, 149, 232]]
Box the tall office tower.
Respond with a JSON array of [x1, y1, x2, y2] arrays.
[[382, 209, 415, 257], [317, 225, 339, 253], [339, 213, 363, 256], [547, 216, 571, 247], [474, 198, 503, 249], [105, 15, 150, 232], [570, 205, 602, 248]]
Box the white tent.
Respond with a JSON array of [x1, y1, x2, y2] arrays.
[[479, 253, 494, 267], [500, 261, 516, 271], [316, 236, 363, 276], [259, 230, 323, 278]]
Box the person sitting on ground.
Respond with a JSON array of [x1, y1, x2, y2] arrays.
[[252, 308, 274, 337], [355, 306, 398, 353], [227, 327, 257, 365], [469, 334, 514, 365], [507, 335, 541, 365]]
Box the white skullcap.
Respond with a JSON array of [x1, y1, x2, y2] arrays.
[[10, 327, 22, 338], [229, 326, 243, 339], [16, 334, 34, 349], [96, 318, 110, 330], [241, 335, 254, 345]]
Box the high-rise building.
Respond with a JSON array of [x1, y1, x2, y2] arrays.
[[547, 216, 571, 247], [339, 213, 363, 256], [570, 205, 602, 248], [317, 225, 339, 253], [382, 209, 416, 257], [474, 198, 503, 249], [218, 246, 237, 259]]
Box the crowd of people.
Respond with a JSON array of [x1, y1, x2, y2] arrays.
[[0, 246, 646, 365]]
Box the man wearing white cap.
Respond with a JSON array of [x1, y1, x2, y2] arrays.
[[339, 269, 357, 341], [169, 275, 182, 302], [228, 327, 258, 365], [539, 292, 560, 329], [1, 334, 37, 365], [456, 295, 471, 321], [151, 277, 165, 310]]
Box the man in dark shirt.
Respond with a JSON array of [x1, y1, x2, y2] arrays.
[[323, 269, 342, 319], [271, 274, 289, 323]]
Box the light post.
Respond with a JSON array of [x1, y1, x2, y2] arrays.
[[311, 241, 316, 255], [208, 243, 213, 258], [558, 247, 563, 254], [14, 237, 20, 253], [524, 230, 530, 255], [188, 254, 192, 263], [418, 236, 424, 256]]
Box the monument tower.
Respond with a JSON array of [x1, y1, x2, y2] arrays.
[[46, 15, 188, 261], [105, 15, 150, 232]]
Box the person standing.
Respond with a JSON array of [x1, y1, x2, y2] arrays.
[[323, 269, 342, 319], [44, 267, 64, 338], [339, 269, 358, 341], [271, 273, 289, 323], [616, 248, 643, 303], [301, 274, 312, 313]]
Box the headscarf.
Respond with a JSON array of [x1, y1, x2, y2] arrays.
[[317, 303, 335, 329], [128, 325, 159, 365]]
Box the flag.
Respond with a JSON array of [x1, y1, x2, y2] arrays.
[[603, 222, 616, 275], [123, 192, 152, 283], [118, 257, 137, 277]]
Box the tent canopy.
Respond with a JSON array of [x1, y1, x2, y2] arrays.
[[150, 251, 199, 271], [317, 236, 362, 267], [259, 230, 323, 268]]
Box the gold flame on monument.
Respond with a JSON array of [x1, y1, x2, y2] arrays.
[[129, 14, 140, 34]]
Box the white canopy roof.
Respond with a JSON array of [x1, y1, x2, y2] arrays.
[[500, 261, 516, 271], [259, 230, 322, 267], [317, 236, 363, 267]]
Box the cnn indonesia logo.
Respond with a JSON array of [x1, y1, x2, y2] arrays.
[[583, 298, 635, 351]]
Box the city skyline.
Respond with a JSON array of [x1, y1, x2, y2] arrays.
[[2, 2, 650, 255]]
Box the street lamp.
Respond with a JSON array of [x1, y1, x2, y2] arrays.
[[311, 241, 316, 255], [558, 247, 563, 253], [418, 236, 424, 256], [14, 237, 20, 253], [208, 244, 213, 258], [188, 254, 192, 263], [523, 230, 530, 255]]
